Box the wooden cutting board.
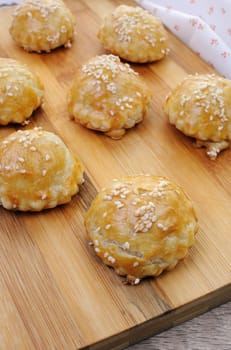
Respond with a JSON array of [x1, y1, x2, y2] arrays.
[[1, 1, 231, 349]]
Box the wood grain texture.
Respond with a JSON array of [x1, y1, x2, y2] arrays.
[[0, 1, 231, 349]]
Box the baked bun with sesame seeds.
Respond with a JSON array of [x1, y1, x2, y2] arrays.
[[67, 54, 151, 139], [9, 0, 75, 53], [85, 175, 198, 285], [0, 58, 44, 125], [0, 128, 84, 211], [163, 74, 231, 159], [97, 5, 169, 63]]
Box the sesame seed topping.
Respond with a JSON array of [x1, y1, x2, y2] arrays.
[[134, 199, 156, 233], [18, 157, 25, 163], [108, 256, 116, 264], [94, 239, 99, 246], [114, 200, 124, 209], [95, 247, 101, 253], [105, 224, 111, 230], [30, 146, 37, 152], [133, 261, 139, 267], [104, 252, 109, 258], [157, 222, 168, 231], [45, 154, 50, 161], [122, 242, 130, 250], [134, 278, 140, 285], [103, 195, 112, 200], [180, 75, 228, 126], [42, 169, 47, 176]]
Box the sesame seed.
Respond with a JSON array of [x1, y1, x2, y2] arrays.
[[122, 242, 130, 250], [104, 252, 109, 258], [94, 239, 99, 246], [42, 169, 47, 176], [95, 247, 101, 253], [157, 222, 168, 231], [103, 195, 112, 200], [114, 200, 124, 209], [41, 193, 47, 200], [108, 256, 116, 264], [19, 169, 26, 174], [105, 224, 111, 230], [133, 262, 139, 267], [30, 146, 37, 152], [18, 157, 25, 163], [45, 154, 50, 161], [134, 278, 140, 285]]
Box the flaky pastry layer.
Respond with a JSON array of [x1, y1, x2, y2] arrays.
[[85, 175, 198, 284], [68, 54, 151, 139], [163, 74, 231, 159], [0, 128, 84, 211], [98, 5, 169, 63], [10, 0, 75, 52]]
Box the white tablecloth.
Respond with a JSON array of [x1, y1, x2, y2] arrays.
[[135, 0, 231, 78]]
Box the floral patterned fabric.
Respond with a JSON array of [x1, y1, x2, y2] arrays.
[[135, 0, 231, 78]]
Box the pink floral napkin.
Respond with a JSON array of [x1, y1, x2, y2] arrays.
[[135, 0, 231, 79]]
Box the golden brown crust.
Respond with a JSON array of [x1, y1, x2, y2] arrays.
[[0, 58, 44, 125], [67, 54, 151, 139], [0, 128, 84, 211], [98, 5, 169, 63], [163, 74, 231, 159], [85, 175, 198, 284], [10, 0, 75, 53]]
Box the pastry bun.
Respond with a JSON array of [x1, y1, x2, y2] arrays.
[[68, 54, 151, 139], [85, 175, 198, 284], [0, 128, 84, 211], [163, 74, 231, 159], [0, 58, 44, 125], [10, 0, 75, 52], [98, 5, 169, 63]]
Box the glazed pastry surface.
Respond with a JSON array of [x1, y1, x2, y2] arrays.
[[98, 5, 169, 63], [68, 54, 151, 139], [0, 58, 44, 125], [85, 175, 198, 284], [10, 0, 75, 52], [0, 128, 84, 211], [163, 74, 231, 159]]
